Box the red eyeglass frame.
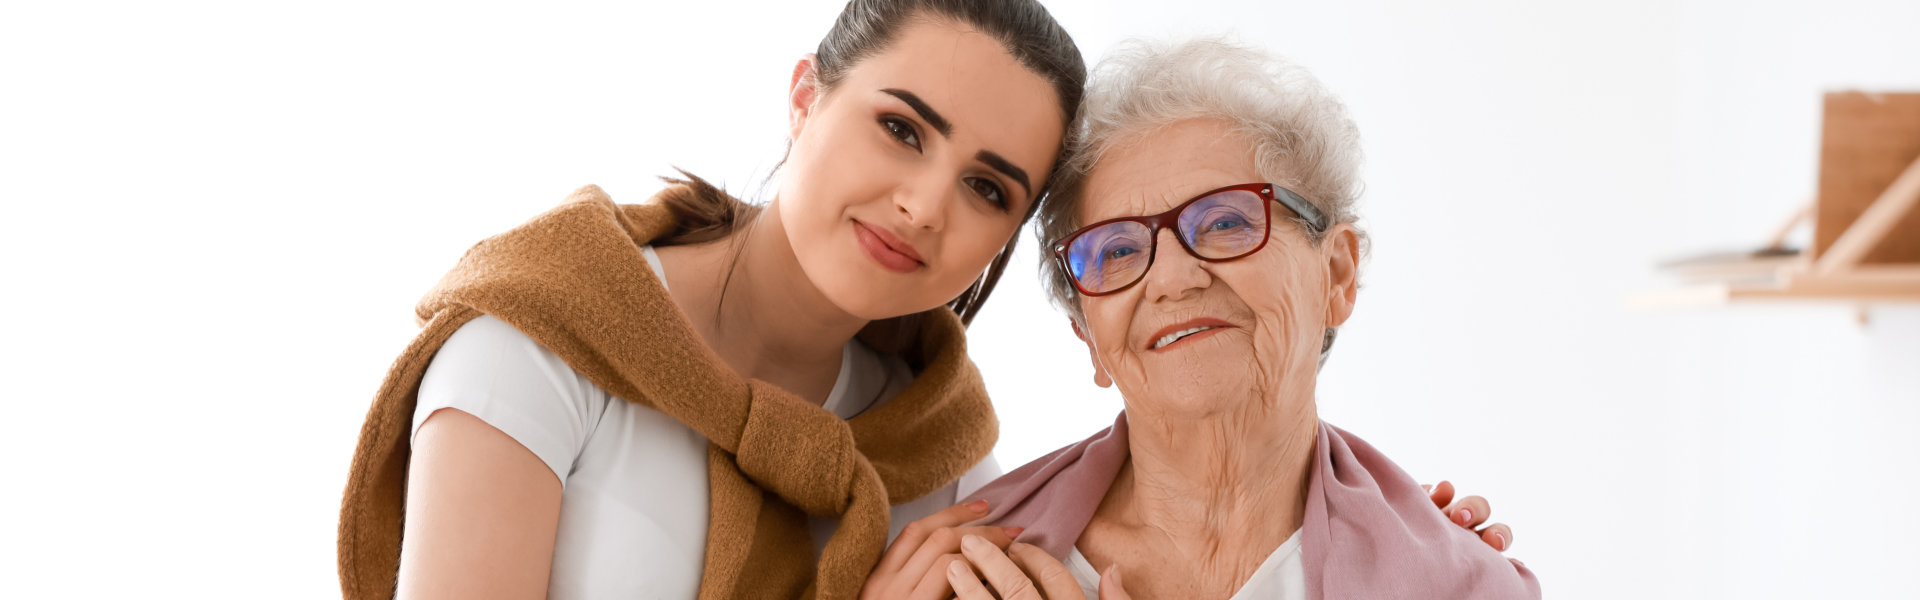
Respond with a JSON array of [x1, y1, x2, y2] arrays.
[[1051, 182, 1329, 297]]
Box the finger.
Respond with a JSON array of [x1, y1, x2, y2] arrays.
[[960, 535, 1041, 600], [1479, 522, 1513, 552], [899, 526, 1021, 596], [880, 500, 991, 575], [1444, 494, 1492, 529], [1099, 564, 1134, 600], [1007, 542, 1084, 600], [946, 559, 994, 600], [1427, 480, 1455, 510], [907, 554, 965, 600]]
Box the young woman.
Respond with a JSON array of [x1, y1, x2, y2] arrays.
[[339, 1, 1082, 598]]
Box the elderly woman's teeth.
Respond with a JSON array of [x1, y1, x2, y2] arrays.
[[1152, 326, 1217, 349]]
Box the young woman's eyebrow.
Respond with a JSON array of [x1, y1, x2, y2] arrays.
[[881, 88, 1032, 197], [881, 88, 952, 137], [975, 150, 1030, 197]]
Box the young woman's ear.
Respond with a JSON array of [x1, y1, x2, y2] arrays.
[[1069, 317, 1113, 388], [1321, 224, 1360, 328], [788, 54, 823, 140]]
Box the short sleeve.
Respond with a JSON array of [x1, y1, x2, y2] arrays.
[[412, 315, 609, 487]]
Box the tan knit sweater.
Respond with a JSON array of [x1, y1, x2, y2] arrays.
[[338, 184, 997, 599]]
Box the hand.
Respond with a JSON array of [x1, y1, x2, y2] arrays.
[[945, 535, 1082, 600], [1424, 480, 1514, 552], [1099, 565, 1133, 600], [861, 500, 1023, 600]]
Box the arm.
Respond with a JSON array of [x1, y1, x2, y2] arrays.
[[397, 408, 562, 600]]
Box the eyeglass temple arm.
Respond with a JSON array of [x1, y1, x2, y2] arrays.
[[1271, 186, 1329, 232]]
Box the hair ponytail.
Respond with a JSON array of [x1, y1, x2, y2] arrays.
[[652, 169, 763, 248]]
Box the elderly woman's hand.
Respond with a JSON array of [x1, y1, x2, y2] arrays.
[[861, 500, 1023, 600], [931, 482, 1508, 600], [946, 535, 1089, 600], [1427, 480, 1516, 552]]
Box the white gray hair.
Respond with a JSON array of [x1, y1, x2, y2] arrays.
[[1037, 35, 1367, 337]]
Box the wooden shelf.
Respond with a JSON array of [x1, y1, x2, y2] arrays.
[[1631, 264, 1920, 308], [1635, 91, 1920, 309]]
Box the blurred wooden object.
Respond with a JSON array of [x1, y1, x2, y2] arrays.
[[1634, 91, 1920, 307], [1813, 91, 1920, 269]]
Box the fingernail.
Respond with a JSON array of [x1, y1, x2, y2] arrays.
[[967, 500, 989, 513], [1106, 564, 1124, 586], [961, 534, 988, 553], [1494, 532, 1507, 550], [1004, 526, 1026, 538], [948, 560, 968, 577], [1455, 509, 1471, 525]]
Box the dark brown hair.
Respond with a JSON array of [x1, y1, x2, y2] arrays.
[[655, 0, 1085, 327]]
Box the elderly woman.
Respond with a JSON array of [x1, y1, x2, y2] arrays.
[[869, 36, 1541, 600]]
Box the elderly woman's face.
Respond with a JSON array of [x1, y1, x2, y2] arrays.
[[1073, 119, 1358, 417]]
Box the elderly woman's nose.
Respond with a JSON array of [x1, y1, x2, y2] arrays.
[[1142, 227, 1211, 301]]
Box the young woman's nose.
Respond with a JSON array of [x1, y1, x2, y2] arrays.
[[892, 173, 952, 232]]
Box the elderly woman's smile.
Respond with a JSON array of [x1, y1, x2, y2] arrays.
[[1145, 318, 1232, 351]]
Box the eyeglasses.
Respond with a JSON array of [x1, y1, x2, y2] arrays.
[[1052, 183, 1328, 297]]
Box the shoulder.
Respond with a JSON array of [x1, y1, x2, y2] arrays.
[[440, 313, 554, 357], [425, 315, 600, 401], [415, 315, 614, 483]]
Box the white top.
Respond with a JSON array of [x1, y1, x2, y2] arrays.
[[411, 246, 1002, 599], [1064, 528, 1305, 600]]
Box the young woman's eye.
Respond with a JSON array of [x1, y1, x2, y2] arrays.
[[881, 117, 921, 151], [967, 177, 1007, 209]]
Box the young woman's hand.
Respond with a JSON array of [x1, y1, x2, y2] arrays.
[[1425, 480, 1515, 552], [944, 534, 1083, 600], [861, 500, 1023, 600]]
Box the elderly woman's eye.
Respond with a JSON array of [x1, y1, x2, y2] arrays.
[[1106, 246, 1139, 260], [1207, 218, 1244, 231], [967, 178, 1008, 209], [881, 117, 921, 151]]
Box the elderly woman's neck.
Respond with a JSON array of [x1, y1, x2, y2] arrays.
[[1107, 397, 1320, 556]]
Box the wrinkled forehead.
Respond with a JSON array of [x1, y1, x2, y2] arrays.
[[1075, 119, 1263, 226]]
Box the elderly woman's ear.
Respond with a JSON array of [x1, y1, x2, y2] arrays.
[[1320, 224, 1362, 328], [1069, 317, 1114, 388]]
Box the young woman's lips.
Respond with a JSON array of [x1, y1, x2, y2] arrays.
[[853, 220, 925, 274]]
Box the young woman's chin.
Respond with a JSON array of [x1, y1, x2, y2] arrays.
[[805, 254, 978, 321]]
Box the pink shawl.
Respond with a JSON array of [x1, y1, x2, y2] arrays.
[[962, 412, 1540, 599]]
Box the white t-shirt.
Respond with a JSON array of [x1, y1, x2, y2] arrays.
[[410, 246, 1002, 599], [1064, 528, 1305, 600]]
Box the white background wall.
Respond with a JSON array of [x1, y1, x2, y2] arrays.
[[3, 0, 1916, 597]]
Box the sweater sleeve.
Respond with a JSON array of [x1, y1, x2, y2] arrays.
[[412, 314, 609, 487]]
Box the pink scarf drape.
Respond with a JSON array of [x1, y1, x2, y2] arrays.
[[962, 412, 1540, 599]]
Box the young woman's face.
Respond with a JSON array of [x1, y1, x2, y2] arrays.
[[777, 17, 1066, 321]]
